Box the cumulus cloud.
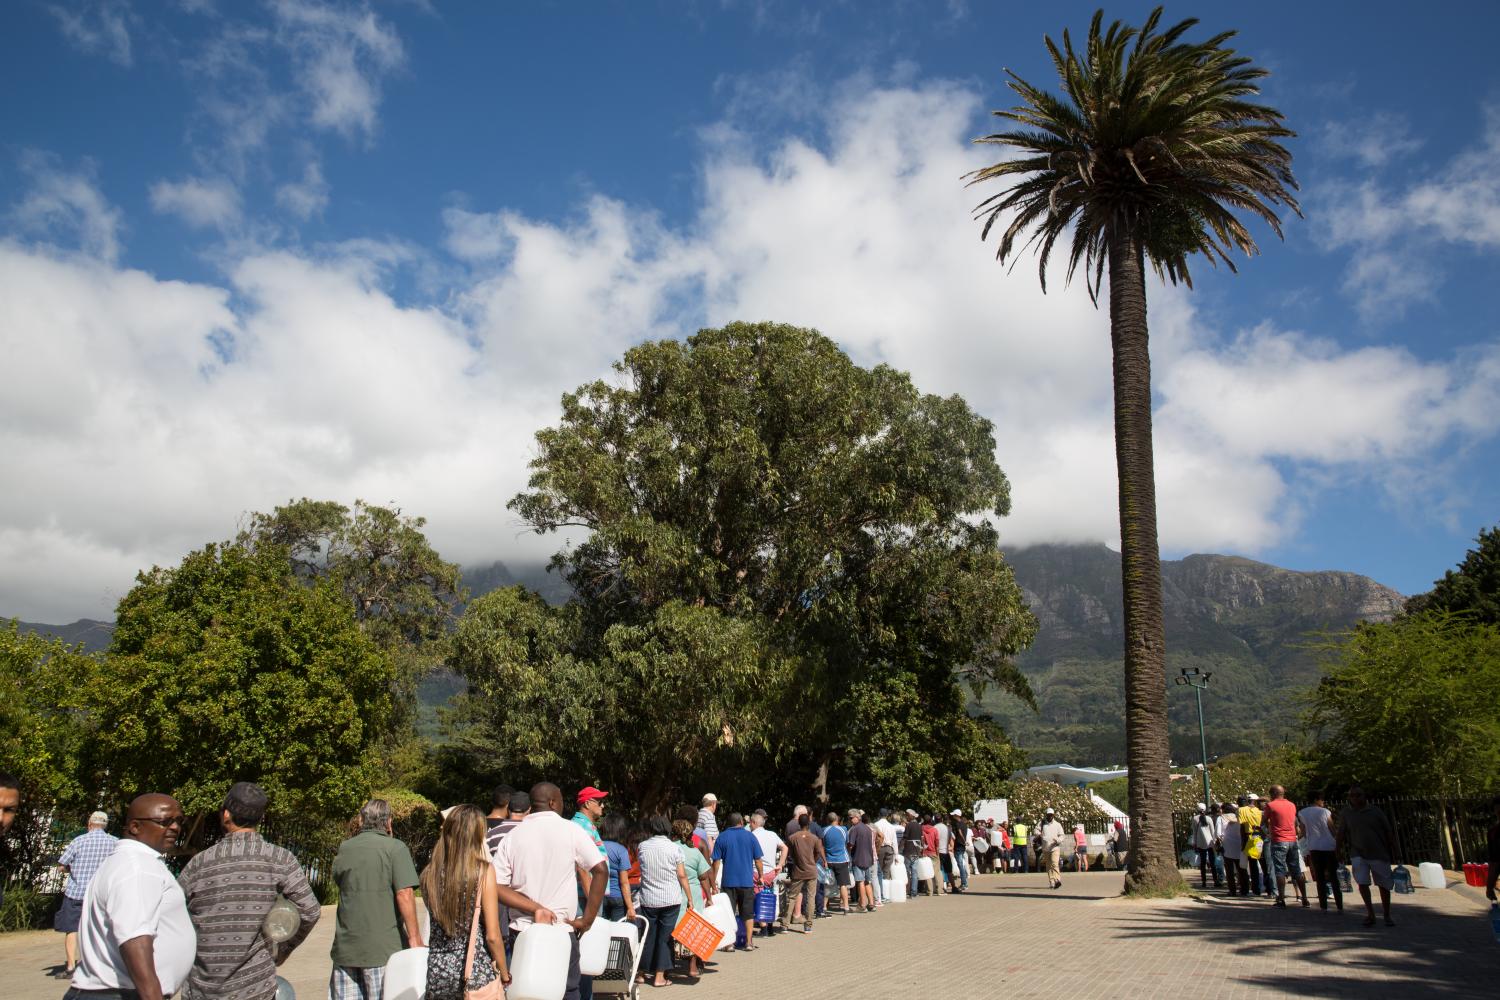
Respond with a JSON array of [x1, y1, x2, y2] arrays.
[[47, 0, 134, 67], [5, 78, 1500, 621], [149, 176, 242, 229]]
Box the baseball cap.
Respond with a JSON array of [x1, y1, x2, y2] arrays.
[[1044, 807, 1055, 814], [702, 792, 718, 803], [1248, 793, 1260, 801], [950, 809, 962, 817], [88, 810, 109, 826], [905, 808, 918, 818], [1196, 802, 1207, 811], [577, 786, 609, 805]]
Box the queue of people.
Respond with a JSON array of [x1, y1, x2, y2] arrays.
[[1194, 783, 1422, 928], [9, 766, 1492, 1000]]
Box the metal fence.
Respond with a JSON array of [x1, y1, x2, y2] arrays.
[[1172, 795, 1495, 868]]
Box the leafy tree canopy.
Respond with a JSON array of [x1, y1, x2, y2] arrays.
[[452, 322, 1036, 810], [239, 499, 463, 784], [240, 498, 464, 650], [1309, 612, 1500, 800], [1405, 524, 1500, 625], [105, 540, 394, 817]]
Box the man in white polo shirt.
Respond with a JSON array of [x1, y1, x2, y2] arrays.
[[67, 793, 195, 1000], [492, 782, 608, 1000]]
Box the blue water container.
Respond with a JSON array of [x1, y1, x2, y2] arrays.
[[1338, 865, 1352, 893], [1392, 865, 1414, 894]]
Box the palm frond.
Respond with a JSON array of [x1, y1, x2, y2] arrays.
[[969, 5, 1299, 296]]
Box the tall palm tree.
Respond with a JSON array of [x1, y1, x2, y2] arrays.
[[966, 8, 1298, 893]]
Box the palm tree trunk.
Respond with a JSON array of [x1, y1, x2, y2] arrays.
[[1106, 226, 1182, 895]]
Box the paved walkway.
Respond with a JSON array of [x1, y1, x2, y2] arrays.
[[3, 871, 1496, 998]]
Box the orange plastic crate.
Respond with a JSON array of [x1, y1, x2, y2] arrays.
[[671, 907, 724, 962]]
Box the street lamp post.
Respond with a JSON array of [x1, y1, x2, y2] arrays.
[[1174, 667, 1213, 809]]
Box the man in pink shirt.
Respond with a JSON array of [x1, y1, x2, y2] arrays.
[[1262, 785, 1308, 908], [492, 783, 609, 1000]]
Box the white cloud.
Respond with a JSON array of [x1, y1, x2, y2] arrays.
[[148, 176, 242, 229], [275, 160, 331, 218], [5, 78, 1500, 621], [1319, 112, 1423, 168], [48, 0, 133, 67], [8, 153, 123, 263], [1319, 104, 1500, 318], [270, 0, 405, 141]]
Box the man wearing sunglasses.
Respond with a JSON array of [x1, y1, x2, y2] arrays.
[[67, 793, 196, 1000]]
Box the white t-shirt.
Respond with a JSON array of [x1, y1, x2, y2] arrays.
[[752, 827, 785, 870], [873, 819, 898, 853], [934, 822, 950, 853], [71, 839, 195, 994], [1298, 805, 1336, 852], [492, 810, 609, 932], [1220, 820, 1243, 860]]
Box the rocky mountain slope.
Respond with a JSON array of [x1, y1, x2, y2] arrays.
[[983, 544, 1404, 765]]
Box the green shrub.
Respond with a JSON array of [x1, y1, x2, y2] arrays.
[[371, 788, 441, 872], [0, 887, 60, 933]]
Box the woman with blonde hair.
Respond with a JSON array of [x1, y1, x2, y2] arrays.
[[421, 804, 508, 999]]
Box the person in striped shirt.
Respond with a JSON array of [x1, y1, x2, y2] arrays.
[[177, 782, 321, 1000]]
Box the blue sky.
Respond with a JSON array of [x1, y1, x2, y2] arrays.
[[3, 0, 1499, 621]]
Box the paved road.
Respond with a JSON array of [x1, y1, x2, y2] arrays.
[[3, 871, 1496, 998]]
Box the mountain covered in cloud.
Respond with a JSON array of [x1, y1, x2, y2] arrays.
[[980, 544, 1404, 766]]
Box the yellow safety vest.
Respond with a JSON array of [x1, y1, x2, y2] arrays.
[[1012, 823, 1029, 845]]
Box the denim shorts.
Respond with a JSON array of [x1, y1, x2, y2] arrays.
[[850, 863, 877, 884], [1270, 840, 1303, 878]]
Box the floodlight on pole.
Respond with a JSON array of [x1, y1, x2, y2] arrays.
[[1174, 667, 1213, 810]]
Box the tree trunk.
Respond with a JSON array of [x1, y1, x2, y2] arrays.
[[1107, 228, 1183, 896]]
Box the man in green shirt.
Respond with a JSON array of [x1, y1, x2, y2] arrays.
[[328, 799, 423, 1000]]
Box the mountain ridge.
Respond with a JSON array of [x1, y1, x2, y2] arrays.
[[9, 545, 1404, 765], [984, 543, 1403, 764]]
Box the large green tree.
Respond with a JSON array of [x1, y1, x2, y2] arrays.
[[1310, 612, 1500, 866], [105, 540, 394, 818], [452, 322, 1036, 810], [966, 8, 1298, 893], [240, 499, 464, 784]]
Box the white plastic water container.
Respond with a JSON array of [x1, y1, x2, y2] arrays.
[[915, 856, 935, 881], [578, 918, 630, 977], [703, 892, 738, 951], [884, 874, 907, 902], [508, 923, 572, 1000], [1419, 862, 1446, 890]]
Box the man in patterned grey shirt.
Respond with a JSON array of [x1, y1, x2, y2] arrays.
[[178, 782, 320, 1000]]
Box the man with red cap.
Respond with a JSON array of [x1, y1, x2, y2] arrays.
[[572, 787, 608, 1000], [573, 786, 608, 854]]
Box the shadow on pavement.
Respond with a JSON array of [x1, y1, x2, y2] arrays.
[[1109, 893, 1498, 998]]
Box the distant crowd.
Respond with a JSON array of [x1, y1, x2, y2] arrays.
[[1184, 783, 1500, 928]]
